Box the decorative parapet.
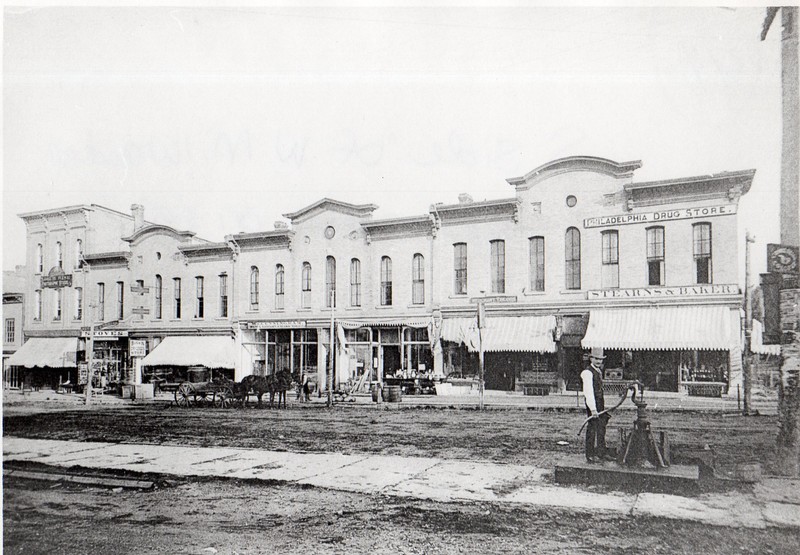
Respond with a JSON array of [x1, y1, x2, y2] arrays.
[[432, 197, 519, 226], [361, 215, 435, 243]]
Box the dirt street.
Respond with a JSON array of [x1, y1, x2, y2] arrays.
[[4, 401, 798, 554]]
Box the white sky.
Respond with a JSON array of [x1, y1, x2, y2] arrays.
[[2, 4, 788, 279]]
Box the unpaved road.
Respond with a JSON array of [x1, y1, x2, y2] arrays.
[[4, 401, 797, 554]]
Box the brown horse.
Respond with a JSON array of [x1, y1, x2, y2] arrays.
[[269, 370, 293, 409], [241, 374, 272, 408]]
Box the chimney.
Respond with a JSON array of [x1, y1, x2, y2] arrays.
[[131, 204, 144, 230], [274, 221, 288, 230], [458, 193, 473, 204]]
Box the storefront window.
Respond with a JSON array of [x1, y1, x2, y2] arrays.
[[403, 327, 432, 375]]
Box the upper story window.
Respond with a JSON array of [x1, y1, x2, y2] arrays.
[[250, 267, 259, 310], [154, 275, 163, 319], [693, 223, 712, 284], [97, 283, 105, 321], [34, 290, 42, 321], [53, 289, 62, 321], [56, 242, 63, 269], [529, 236, 545, 292], [453, 243, 467, 295], [173, 278, 181, 319], [601, 230, 619, 289], [565, 227, 581, 290], [36, 244, 43, 273], [326, 256, 336, 308], [301, 262, 312, 308], [74, 287, 83, 320], [5, 318, 15, 344], [195, 276, 204, 318], [116, 281, 124, 320], [275, 264, 285, 310], [490, 240, 505, 294], [412, 254, 425, 305], [350, 258, 361, 307], [646, 227, 665, 286], [219, 273, 228, 317], [75, 239, 83, 268], [380, 256, 393, 306]]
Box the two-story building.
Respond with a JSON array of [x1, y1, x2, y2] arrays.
[[9, 156, 753, 396], [3, 266, 26, 388]]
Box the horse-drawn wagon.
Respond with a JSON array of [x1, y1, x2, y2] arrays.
[[172, 367, 240, 408]]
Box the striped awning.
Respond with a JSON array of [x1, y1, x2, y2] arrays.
[[441, 316, 557, 353], [337, 318, 430, 329], [141, 336, 236, 368], [6, 337, 78, 369], [582, 306, 735, 351]]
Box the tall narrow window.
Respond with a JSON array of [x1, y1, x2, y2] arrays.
[[350, 258, 361, 307], [412, 254, 425, 305], [195, 277, 204, 318], [36, 244, 43, 273], [600, 230, 619, 289], [490, 240, 506, 294], [97, 283, 105, 321], [75, 239, 83, 268], [53, 289, 62, 321], [34, 290, 42, 321], [219, 274, 228, 317], [250, 267, 259, 310], [301, 262, 312, 308], [454, 243, 467, 295], [173, 278, 181, 319], [116, 281, 124, 319], [529, 236, 545, 292], [565, 227, 581, 290], [56, 242, 63, 269], [74, 287, 83, 320], [5, 318, 15, 343], [646, 227, 665, 286], [326, 256, 336, 308], [275, 265, 285, 310], [693, 223, 712, 284], [155, 275, 162, 319], [380, 256, 393, 306]]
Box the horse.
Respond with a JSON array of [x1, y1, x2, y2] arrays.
[[241, 374, 272, 408], [269, 370, 292, 409]]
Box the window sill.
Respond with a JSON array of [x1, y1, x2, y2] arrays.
[[522, 290, 546, 296], [406, 303, 426, 309], [296, 308, 312, 313], [344, 306, 362, 311], [270, 309, 286, 313], [374, 305, 395, 310], [559, 290, 584, 295], [448, 295, 469, 300]]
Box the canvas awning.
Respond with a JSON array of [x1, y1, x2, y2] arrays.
[[582, 306, 735, 351], [338, 318, 430, 329], [441, 316, 557, 353], [6, 337, 78, 368], [140, 336, 236, 368]]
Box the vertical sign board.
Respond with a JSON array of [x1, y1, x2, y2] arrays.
[[761, 244, 800, 344], [129, 340, 147, 358]]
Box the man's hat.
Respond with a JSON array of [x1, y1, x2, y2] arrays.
[[590, 347, 606, 360]]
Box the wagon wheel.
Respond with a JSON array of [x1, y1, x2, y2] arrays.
[[175, 383, 193, 407], [213, 386, 234, 409]]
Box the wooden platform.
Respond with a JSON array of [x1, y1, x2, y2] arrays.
[[555, 457, 700, 493]]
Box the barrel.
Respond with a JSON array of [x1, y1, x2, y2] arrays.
[[383, 385, 402, 403], [371, 384, 381, 402]]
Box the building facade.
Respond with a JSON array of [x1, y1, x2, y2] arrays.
[[3, 266, 26, 388], [9, 156, 753, 396]]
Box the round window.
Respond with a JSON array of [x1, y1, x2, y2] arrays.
[[324, 226, 336, 239], [566, 195, 577, 207]]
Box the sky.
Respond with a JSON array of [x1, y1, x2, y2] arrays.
[[2, 4, 788, 280]]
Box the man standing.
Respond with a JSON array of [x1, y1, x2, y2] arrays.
[[581, 347, 612, 463]]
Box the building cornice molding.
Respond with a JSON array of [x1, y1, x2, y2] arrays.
[[122, 224, 197, 245], [282, 198, 379, 223], [506, 156, 643, 190], [433, 198, 519, 226]]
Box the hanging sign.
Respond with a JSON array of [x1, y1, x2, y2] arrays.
[[129, 340, 147, 357], [130, 285, 150, 294]]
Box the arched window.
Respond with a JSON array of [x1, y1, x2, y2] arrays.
[[529, 236, 545, 292], [350, 258, 361, 307], [154, 275, 162, 319], [326, 256, 336, 308], [34, 289, 42, 321], [601, 230, 619, 289], [301, 262, 312, 308], [412, 254, 424, 304], [275, 265, 285, 309], [250, 266, 259, 309], [565, 227, 581, 290], [453, 243, 467, 295], [36, 244, 43, 273], [380, 256, 392, 306]]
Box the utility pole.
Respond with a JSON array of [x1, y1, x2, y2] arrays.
[[82, 258, 95, 406], [328, 290, 334, 408], [743, 231, 756, 415], [477, 298, 486, 411]]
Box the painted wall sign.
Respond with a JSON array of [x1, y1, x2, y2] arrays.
[[129, 340, 147, 357], [41, 267, 72, 288], [586, 284, 739, 299], [583, 204, 737, 228], [246, 320, 307, 330], [80, 330, 129, 339]]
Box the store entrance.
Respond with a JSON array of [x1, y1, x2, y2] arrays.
[[381, 346, 401, 377]]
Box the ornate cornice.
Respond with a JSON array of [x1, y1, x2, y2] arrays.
[[433, 198, 520, 226], [282, 198, 378, 223], [122, 224, 196, 245], [506, 157, 643, 190], [226, 230, 294, 252], [623, 169, 755, 210], [361, 215, 434, 243]]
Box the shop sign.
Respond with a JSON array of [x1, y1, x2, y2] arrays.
[[130, 285, 150, 294], [246, 320, 307, 330], [587, 284, 738, 299], [583, 204, 737, 229], [131, 307, 150, 315], [41, 267, 72, 288], [767, 243, 799, 275], [80, 330, 129, 339], [470, 295, 518, 303], [129, 339, 147, 357]]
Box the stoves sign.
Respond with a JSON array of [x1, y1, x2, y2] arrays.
[[41, 266, 72, 288]]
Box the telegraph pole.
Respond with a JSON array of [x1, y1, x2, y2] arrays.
[[82, 258, 95, 406], [328, 290, 334, 408], [743, 231, 756, 415], [477, 298, 486, 411]]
